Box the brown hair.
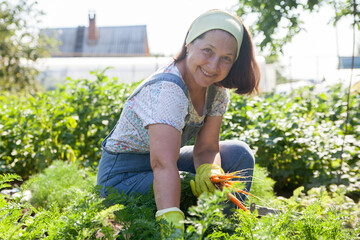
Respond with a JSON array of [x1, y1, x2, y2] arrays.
[[174, 25, 260, 95]]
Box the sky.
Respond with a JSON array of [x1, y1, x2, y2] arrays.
[[34, 0, 356, 58]]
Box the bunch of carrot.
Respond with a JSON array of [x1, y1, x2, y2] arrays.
[[210, 171, 259, 211]]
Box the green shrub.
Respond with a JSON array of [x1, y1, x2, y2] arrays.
[[1, 162, 359, 239], [105, 165, 275, 239], [249, 164, 275, 204], [0, 173, 56, 240], [222, 85, 360, 192], [23, 160, 96, 210], [184, 186, 359, 239], [44, 188, 121, 240], [1, 69, 359, 195], [0, 172, 119, 239], [0, 69, 137, 178]]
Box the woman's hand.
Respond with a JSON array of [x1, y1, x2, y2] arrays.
[[190, 163, 224, 197]]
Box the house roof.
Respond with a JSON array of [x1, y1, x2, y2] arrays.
[[44, 25, 150, 57]]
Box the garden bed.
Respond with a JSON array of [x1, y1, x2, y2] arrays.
[[1, 70, 359, 238]]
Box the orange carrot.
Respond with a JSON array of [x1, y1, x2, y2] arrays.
[[223, 182, 260, 199], [210, 175, 243, 183], [227, 192, 248, 211], [210, 177, 228, 183], [234, 188, 259, 199], [210, 171, 261, 212]]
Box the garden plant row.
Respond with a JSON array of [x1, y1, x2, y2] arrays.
[[0, 69, 359, 239], [1, 69, 359, 192]]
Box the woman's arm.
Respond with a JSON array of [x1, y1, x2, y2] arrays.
[[193, 115, 223, 170], [149, 124, 182, 210]]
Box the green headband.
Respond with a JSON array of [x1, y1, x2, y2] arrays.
[[185, 9, 244, 60]]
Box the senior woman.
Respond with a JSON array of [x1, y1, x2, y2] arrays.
[[97, 9, 260, 237]]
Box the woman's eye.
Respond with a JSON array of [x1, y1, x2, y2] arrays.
[[223, 56, 232, 62], [203, 48, 212, 54]]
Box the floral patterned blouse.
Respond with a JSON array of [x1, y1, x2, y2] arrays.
[[105, 61, 230, 153]]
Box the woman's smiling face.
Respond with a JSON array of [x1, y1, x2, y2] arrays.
[[185, 29, 237, 88]]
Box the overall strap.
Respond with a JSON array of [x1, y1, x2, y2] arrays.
[[102, 73, 188, 149], [128, 73, 188, 100], [205, 84, 217, 114]]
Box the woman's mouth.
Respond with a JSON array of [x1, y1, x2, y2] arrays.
[[200, 67, 215, 77]]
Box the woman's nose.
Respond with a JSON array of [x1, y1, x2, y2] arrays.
[[207, 56, 220, 72]]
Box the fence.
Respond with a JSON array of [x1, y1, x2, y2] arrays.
[[36, 55, 355, 93]]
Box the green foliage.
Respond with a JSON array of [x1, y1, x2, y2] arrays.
[[184, 186, 359, 239], [185, 190, 232, 239], [1, 160, 359, 239], [333, 0, 360, 28], [45, 189, 121, 240], [101, 166, 281, 239], [236, 0, 359, 56], [0, 173, 53, 240], [0, 69, 136, 178], [222, 85, 360, 193], [23, 160, 96, 210], [104, 189, 161, 240], [1, 68, 359, 238], [55, 69, 136, 167], [180, 171, 199, 212], [0, 173, 21, 189], [1, 69, 359, 196], [0, 167, 118, 239], [101, 171, 198, 239], [249, 164, 276, 204], [0, 0, 57, 93]]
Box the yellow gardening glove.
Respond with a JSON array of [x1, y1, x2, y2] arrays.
[[190, 163, 224, 197], [156, 207, 184, 239]]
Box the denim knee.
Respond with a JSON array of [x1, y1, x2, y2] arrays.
[[97, 150, 155, 197], [220, 140, 255, 173]]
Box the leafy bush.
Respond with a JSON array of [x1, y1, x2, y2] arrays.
[[249, 164, 275, 204], [23, 160, 96, 210], [222, 85, 360, 192], [0, 173, 58, 240], [1, 162, 359, 239], [45, 189, 122, 239], [0, 0, 57, 93], [1, 69, 359, 195], [0, 171, 118, 239], [0, 69, 137, 178], [184, 186, 359, 239]]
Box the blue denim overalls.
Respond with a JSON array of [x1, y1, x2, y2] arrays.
[[97, 72, 216, 195], [97, 72, 254, 198]]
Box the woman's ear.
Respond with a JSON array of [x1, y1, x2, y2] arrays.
[[185, 45, 191, 56]]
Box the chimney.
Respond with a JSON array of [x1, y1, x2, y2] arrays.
[[88, 11, 98, 44]]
